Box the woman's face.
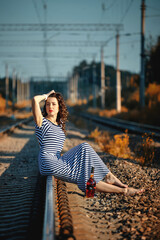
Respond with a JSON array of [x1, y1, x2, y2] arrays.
[[46, 97, 59, 118]]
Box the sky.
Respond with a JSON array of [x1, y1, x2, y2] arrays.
[[0, 0, 160, 81]]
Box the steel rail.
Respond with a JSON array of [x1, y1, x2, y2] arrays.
[[0, 119, 74, 239], [0, 116, 33, 135], [42, 176, 55, 240], [56, 179, 76, 240], [80, 112, 160, 140], [0, 118, 56, 240]]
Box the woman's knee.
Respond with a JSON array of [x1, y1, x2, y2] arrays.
[[81, 142, 90, 148]]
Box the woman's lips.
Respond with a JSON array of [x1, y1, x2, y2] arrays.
[[49, 110, 53, 112]]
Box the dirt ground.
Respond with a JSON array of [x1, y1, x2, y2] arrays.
[[63, 123, 160, 240]]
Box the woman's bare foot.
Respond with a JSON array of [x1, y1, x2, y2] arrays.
[[105, 172, 128, 188], [124, 187, 145, 196]]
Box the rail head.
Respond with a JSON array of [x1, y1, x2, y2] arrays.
[[0, 116, 33, 135], [43, 176, 55, 240], [80, 112, 160, 139]]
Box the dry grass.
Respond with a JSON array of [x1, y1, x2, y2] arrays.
[[0, 94, 12, 113], [0, 94, 31, 114], [146, 83, 160, 108], [89, 128, 155, 166], [88, 127, 101, 139], [14, 99, 31, 109], [66, 98, 87, 106], [135, 133, 155, 166], [86, 84, 160, 127], [0, 95, 32, 127], [88, 106, 128, 118], [108, 130, 132, 159], [88, 128, 132, 160]]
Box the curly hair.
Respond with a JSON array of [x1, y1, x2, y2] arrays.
[[42, 92, 68, 133]]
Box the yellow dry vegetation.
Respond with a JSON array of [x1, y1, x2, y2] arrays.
[[0, 94, 12, 113], [146, 83, 160, 98], [89, 128, 132, 159], [135, 133, 155, 165], [146, 83, 160, 108], [89, 128, 155, 165], [109, 130, 131, 159]]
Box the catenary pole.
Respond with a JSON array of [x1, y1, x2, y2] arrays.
[[116, 31, 121, 112], [5, 64, 9, 109], [101, 46, 105, 109], [140, 0, 146, 107], [12, 68, 16, 107], [92, 62, 97, 108]]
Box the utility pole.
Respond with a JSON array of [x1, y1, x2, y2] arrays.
[[101, 46, 105, 109], [140, 0, 146, 107], [12, 68, 16, 107], [73, 74, 78, 103], [17, 76, 21, 103], [116, 32, 121, 112], [68, 77, 71, 101], [26, 80, 30, 100], [70, 77, 74, 103], [21, 79, 24, 102], [5, 64, 9, 109], [92, 62, 97, 108]]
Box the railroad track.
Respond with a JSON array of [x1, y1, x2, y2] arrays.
[[0, 117, 33, 135], [80, 112, 160, 141], [1, 115, 159, 240], [43, 177, 75, 240], [0, 119, 76, 240]]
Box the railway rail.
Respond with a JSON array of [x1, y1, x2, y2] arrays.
[[0, 119, 76, 240], [0, 117, 33, 135], [80, 112, 160, 140], [0, 118, 45, 240]]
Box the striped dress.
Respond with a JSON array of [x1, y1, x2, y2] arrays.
[[35, 117, 110, 193]]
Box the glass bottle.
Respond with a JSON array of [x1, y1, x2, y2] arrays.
[[86, 167, 96, 198]]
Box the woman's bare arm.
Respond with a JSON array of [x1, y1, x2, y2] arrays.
[[32, 95, 46, 127], [32, 90, 55, 127]]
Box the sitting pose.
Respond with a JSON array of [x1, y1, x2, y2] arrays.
[[32, 90, 144, 196]]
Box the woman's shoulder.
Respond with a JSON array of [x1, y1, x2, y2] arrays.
[[35, 117, 48, 128]]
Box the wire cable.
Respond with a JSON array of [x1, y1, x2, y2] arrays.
[[32, 0, 43, 25], [120, 0, 134, 23]]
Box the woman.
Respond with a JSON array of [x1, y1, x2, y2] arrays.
[[32, 90, 144, 196]]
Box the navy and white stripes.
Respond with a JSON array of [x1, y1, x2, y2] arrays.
[[35, 117, 110, 193]]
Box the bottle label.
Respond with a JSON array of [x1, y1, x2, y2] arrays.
[[86, 177, 96, 198]]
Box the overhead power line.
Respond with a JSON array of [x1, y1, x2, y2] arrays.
[[0, 52, 97, 58], [0, 23, 123, 32], [146, 14, 160, 18], [0, 40, 108, 47], [147, 5, 160, 11], [120, 0, 134, 23], [105, 0, 118, 11], [32, 0, 43, 25]]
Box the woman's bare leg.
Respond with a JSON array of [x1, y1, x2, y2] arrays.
[[96, 181, 126, 194], [105, 172, 128, 188], [96, 181, 144, 195]]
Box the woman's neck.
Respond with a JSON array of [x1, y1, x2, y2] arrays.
[[46, 116, 58, 125]]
